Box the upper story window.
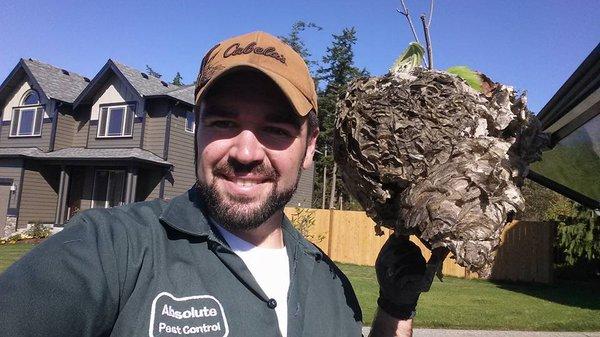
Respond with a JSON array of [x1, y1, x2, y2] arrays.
[[97, 104, 135, 138], [10, 90, 43, 137], [185, 111, 195, 133], [23, 91, 40, 105]]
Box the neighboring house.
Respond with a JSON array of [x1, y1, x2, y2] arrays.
[[530, 43, 599, 210], [0, 58, 314, 236]]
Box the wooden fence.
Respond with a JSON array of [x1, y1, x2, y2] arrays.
[[489, 220, 555, 283], [284, 208, 555, 283]]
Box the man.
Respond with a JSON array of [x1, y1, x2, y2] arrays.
[[0, 31, 426, 337]]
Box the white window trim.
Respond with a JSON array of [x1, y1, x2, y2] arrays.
[[97, 104, 134, 138], [185, 111, 195, 133], [9, 106, 43, 137], [22, 91, 40, 105], [91, 169, 126, 209]]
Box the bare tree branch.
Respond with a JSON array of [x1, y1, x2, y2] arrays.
[[420, 14, 433, 69], [397, 0, 420, 44], [427, 0, 434, 28], [397, 0, 427, 67]]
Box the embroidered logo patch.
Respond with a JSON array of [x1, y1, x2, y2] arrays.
[[149, 292, 229, 337]]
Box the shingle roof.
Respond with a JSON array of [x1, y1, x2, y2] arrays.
[[0, 147, 171, 167], [0, 147, 40, 157], [162, 84, 195, 105], [22, 59, 89, 103], [111, 60, 179, 96]]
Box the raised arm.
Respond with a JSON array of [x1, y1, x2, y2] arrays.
[[368, 235, 426, 337]]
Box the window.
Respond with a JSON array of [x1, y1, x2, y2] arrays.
[[185, 110, 195, 133], [10, 90, 43, 137], [91, 170, 126, 208], [97, 105, 134, 137], [23, 91, 40, 105]]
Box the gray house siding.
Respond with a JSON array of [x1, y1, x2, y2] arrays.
[[142, 100, 169, 158], [17, 162, 59, 228], [163, 105, 196, 199], [0, 118, 53, 151], [0, 158, 24, 210], [142, 100, 169, 200], [288, 165, 315, 208], [72, 106, 89, 148], [53, 105, 76, 150], [86, 117, 143, 148]]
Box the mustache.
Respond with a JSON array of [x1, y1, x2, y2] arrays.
[[213, 159, 279, 181]]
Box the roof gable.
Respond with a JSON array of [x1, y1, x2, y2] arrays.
[[74, 60, 183, 108], [22, 59, 90, 103], [1, 58, 194, 110], [0, 58, 89, 106]]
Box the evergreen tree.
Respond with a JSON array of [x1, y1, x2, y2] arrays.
[[313, 27, 369, 209], [171, 72, 184, 86], [145, 65, 162, 79], [279, 21, 322, 76]]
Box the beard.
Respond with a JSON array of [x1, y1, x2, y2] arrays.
[[196, 159, 301, 232]]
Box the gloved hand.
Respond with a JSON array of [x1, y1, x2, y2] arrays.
[[375, 234, 426, 320]]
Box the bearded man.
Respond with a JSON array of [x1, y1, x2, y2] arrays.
[[0, 31, 426, 337]]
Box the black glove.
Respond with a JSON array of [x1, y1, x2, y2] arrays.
[[375, 234, 426, 320]]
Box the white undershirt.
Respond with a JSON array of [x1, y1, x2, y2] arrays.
[[215, 224, 290, 337]]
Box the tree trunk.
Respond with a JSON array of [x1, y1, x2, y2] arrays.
[[328, 162, 337, 209], [322, 149, 328, 209]]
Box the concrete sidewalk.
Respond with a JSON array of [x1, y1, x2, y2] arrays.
[[362, 327, 600, 336]]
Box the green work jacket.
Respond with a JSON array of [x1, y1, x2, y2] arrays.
[[0, 188, 363, 337]]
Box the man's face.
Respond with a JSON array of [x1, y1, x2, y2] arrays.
[[196, 71, 317, 231]]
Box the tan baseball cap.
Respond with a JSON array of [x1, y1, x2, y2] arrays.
[[194, 31, 318, 116]]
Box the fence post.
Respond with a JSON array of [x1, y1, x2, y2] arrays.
[[327, 209, 335, 256]]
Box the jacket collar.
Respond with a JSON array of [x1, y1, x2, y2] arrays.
[[159, 188, 322, 258]]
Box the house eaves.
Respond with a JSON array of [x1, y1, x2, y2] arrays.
[[528, 43, 600, 210], [145, 84, 195, 108], [0, 147, 172, 167], [537, 43, 600, 145]]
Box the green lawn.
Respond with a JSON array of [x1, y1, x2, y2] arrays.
[[339, 263, 600, 331], [0, 243, 36, 272], [2, 244, 598, 331]]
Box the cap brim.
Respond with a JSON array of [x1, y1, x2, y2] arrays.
[[195, 64, 313, 117]]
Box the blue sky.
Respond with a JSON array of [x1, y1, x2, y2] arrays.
[[0, 0, 598, 113]]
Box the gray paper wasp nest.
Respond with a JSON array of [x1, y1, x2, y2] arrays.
[[334, 68, 548, 276]]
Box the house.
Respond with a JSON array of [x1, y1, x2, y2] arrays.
[[0, 58, 315, 236], [529, 43, 599, 210]]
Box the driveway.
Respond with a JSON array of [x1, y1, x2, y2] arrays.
[[362, 327, 600, 336]]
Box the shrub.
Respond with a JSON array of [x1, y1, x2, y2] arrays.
[[549, 203, 600, 266], [290, 207, 325, 244], [0, 222, 52, 245], [26, 222, 52, 239]]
